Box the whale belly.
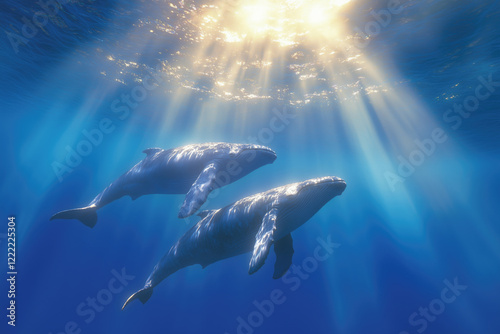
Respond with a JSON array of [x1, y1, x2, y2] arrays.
[[178, 211, 261, 268], [122, 162, 201, 197]]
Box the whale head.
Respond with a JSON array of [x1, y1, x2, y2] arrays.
[[277, 176, 346, 229], [226, 144, 277, 181]]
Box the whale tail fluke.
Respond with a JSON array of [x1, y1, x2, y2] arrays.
[[122, 287, 153, 310], [50, 206, 98, 228]]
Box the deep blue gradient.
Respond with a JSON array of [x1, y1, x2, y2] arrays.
[[1, 0, 499, 334]]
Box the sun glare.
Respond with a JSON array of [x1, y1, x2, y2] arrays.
[[197, 0, 352, 44], [241, 2, 271, 26], [308, 4, 328, 25]]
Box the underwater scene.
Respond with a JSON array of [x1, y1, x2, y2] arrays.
[[1, 0, 499, 333]]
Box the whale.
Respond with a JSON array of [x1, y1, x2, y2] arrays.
[[121, 176, 346, 309], [50, 142, 277, 228]]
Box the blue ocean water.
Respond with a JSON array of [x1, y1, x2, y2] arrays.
[[1, 0, 499, 333]]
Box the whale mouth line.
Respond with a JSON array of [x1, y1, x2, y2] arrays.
[[297, 177, 347, 194], [328, 180, 346, 186], [240, 147, 277, 159], [260, 148, 278, 158]]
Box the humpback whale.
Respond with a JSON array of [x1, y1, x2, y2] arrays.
[[50, 143, 277, 228], [122, 176, 346, 309]]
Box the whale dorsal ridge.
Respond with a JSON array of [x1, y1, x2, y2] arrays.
[[143, 148, 163, 156], [248, 207, 278, 275], [197, 210, 216, 219]]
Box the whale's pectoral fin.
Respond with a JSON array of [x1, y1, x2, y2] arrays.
[[249, 208, 278, 275], [178, 162, 219, 218], [273, 233, 294, 279]]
